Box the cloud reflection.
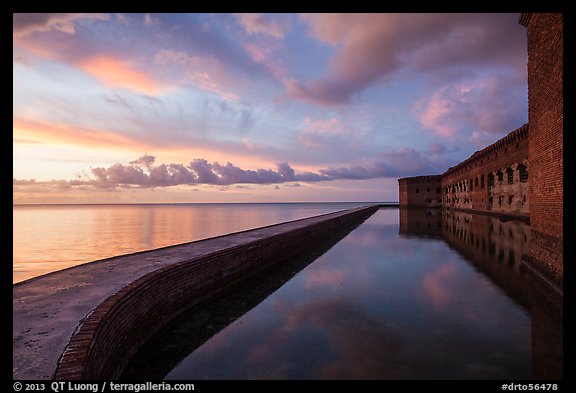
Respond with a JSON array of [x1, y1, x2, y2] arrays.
[[421, 262, 457, 311]]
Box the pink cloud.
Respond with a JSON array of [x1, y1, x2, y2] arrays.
[[237, 13, 291, 39], [79, 56, 159, 95], [415, 75, 527, 139], [298, 116, 351, 148], [303, 116, 347, 135], [421, 263, 457, 311], [415, 89, 459, 138], [304, 268, 346, 289], [244, 41, 290, 82], [143, 13, 159, 26], [155, 49, 240, 100]]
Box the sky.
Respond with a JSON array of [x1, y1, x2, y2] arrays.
[[13, 13, 529, 204]]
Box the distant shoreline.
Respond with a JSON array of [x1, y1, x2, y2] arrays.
[[13, 201, 400, 207]]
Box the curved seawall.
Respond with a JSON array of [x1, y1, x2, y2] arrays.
[[13, 205, 378, 380]]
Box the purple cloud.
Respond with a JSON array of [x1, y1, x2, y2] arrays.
[[14, 147, 458, 193], [58, 155, 331, 189], [320, 147, 456, 179], [294, 13, 526, 106]]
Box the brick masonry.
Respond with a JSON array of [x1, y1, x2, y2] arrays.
[[399, 124, 530, 218], [398, 175, 442, 207], [521, 13, 563, 284]]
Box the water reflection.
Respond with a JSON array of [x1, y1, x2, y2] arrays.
[[127, 208, 562, 380], [13, 203, 364, 283], [400, 208, 562, 379]]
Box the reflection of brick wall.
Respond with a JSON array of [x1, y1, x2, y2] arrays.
[[399, 207, 442, 238]]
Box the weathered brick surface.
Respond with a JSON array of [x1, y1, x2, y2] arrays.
[[441, 125, 529, 216], [398, 175, 442, 207], [522, 13, 563, 279], [399, 124, 529, 216]]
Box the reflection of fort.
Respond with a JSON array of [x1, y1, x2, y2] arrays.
[[400, 208, 562, 379]]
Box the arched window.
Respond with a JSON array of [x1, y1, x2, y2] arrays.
[[518, 163, 528, 182], [481, 175, 485, 188], [497, 170, 504, 183], [506, 167, 514, 184], [488, 173, 494, 188]]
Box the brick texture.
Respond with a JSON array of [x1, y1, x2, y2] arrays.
[[399, 124, 529, 216], [398, 175, 442, 207], [523, 13, 563, 282]]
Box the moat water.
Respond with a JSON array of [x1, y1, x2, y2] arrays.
[[123, 208, 562, 380]]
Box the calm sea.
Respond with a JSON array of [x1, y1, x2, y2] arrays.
[[12, 203, 373, 284]]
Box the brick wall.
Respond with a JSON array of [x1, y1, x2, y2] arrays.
[[520, 13, 563, 285], [399, 125, 529, 218], [398, 175, 442, 207], [523, 13, 563, 241], [441, 125, 529, 217], [53, 205, 378, 380]]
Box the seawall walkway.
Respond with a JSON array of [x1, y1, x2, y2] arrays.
[[13, 205, 378, 380]]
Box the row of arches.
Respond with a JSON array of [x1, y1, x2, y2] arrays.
[[442, 160, 529, 215]]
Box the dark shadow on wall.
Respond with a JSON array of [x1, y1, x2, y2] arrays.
[[120, 212, 374, 380]]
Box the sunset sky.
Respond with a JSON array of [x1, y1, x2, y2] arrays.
[[13, 13, 529, 204]]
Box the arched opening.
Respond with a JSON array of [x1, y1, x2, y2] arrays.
[[518, 163, 528, 182], [506, 167, 514, 184]]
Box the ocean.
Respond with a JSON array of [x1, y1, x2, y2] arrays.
[[12, 202, 375, 284]]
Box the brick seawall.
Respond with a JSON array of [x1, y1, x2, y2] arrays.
[[13, 205, 378, 380]]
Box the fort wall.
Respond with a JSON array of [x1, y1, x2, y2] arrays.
[[520, 13, 563, 284], [441, 124, 529, 217], [398, 124, 529, 218], [398, 175, 442, 207]]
